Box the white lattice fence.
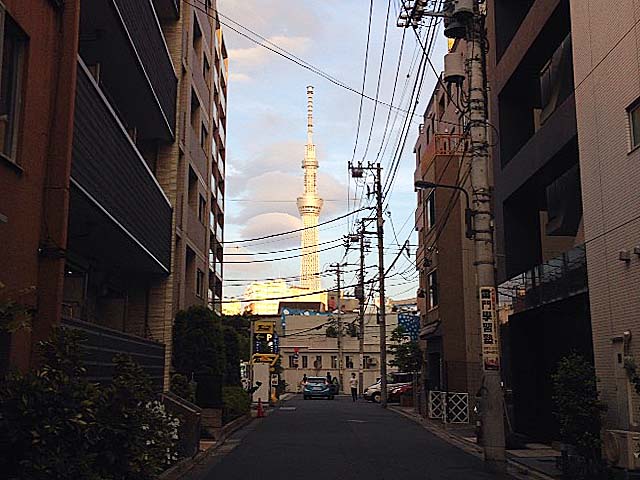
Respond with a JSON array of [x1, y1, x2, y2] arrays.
[[428, 391, 445, 419], [427, 391, 469, 424]]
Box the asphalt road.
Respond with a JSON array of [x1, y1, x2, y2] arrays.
[[188, 395, 511, 480]]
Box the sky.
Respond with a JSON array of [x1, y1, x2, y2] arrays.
[[218, 0, 448, 302]]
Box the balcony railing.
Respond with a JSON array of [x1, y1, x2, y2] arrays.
[[114, 0, 177, 134], [187, 207, 206, 253], [191, 48, 210, 107], [216, 187, 224, 212], [62, 316, 165, 391], [216, 222, 223, 242], [72, 60, 172, 271], [498, 245, 587, 314], [418, 133, 466, 176]]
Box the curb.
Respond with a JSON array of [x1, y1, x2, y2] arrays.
[[388, 407, 557, 480], [159, 414, 254, 480]]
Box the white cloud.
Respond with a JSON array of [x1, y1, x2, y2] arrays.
[[229, 72, 251, 83], [229, 35, 310, 70]]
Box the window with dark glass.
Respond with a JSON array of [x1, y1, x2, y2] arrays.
[[0, 11, 26, 163], [200, 123, 208, 150], [629, 100, 640, 149], [426, 191, 436, 230], [196, 269, 204, 298], [428, 270, 439, 309], [345, 356, 354, 369], [198, 194, 206, 223], [331, 356, 337, 369], [302, 355, 308, 368]]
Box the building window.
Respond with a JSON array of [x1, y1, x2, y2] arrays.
[[196, 269, 204, 298], [203, 54, 211, 86], [363, 355, 371, 369], [427, 270, 438, 309], [426, 191, 435, 230], [200, 123, 208, 150], [345, 356, 354, 369], [198, 195, 206, 223], [0, 11, 26, 163], [629, 100, 640, 150], [302, 355, 308, 368], [331, 355, 338, 369], [313, 355, 322, 369], [288, 355, 298, 368]]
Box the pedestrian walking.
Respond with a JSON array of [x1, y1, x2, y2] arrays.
[[349, 373, 358, 402], [326, 371, 332, 384], [299, 374, 308, 393]]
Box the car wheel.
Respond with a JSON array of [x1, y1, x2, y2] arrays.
[[373, 392, 381, 403]]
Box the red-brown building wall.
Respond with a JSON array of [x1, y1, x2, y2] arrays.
[[0, 0, 80, 370]]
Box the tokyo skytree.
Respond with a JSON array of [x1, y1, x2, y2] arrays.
[[296, 86, 323, 291]]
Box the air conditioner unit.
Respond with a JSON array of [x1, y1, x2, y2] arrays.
[[603, 430, 640, 471]]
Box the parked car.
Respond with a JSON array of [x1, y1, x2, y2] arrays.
[[303, 377, 335, 400], [388, 383, 413, 403], [363, 372, 416, 403]]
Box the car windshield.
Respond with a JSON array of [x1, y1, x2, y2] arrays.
[[307, 377, 326, 384]]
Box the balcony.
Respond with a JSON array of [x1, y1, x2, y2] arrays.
[[62, 316, 165, 391], [418, 133, 466, 177], [79, 0, 177, 140], [71, 60, 172, 273], [191, 49, 210, 109], [187, 207, 207, 254], [216, 187, 224, 212], [189, 126, 209, 179], [499, 245, 587, 314], [152, 0, 179, 21], [216, 222, 223, 243]]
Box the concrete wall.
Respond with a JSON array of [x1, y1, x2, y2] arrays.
[[570, 0, 640, 431]]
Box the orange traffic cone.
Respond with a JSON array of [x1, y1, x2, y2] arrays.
[[257, 398, 265, 418]]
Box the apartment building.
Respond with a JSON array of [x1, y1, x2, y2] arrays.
[[0, 0, 228, 390], [278, 311, 399, 393], [414, 39, 482, 400], [487, 0, 592, 440], [0, 0, 80, 372], [158, 1, 227, 317], [569, 0, 640, 469]]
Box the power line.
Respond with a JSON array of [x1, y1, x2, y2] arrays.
[[185, 0, 422, 117], [224, 237, 342, 255], [222, 207, 369, 244]]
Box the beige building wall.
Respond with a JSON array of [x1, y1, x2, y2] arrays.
[[244, 280, 328, 315], [279, 313, 399, 392], [570, 0, 640, 432]]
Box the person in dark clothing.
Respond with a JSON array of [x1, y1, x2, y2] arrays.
[[326, 371, 332, 384]]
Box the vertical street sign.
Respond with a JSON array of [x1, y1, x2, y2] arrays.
[[479, 287, 500, 371]]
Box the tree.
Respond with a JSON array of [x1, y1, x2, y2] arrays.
[[388, 326, 422, 373], [172, 306, 225, 377], [222, 326, 241, 386], [221, 314, 251, 362], [552, 353, 606, 477]]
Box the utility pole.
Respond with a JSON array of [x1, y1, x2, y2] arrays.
[[358, 221, 366, 396], [330, 262, 345, 393], [375, 163, 388, 408], [398, 0, 506, 469], [348, 162, 388, 407]]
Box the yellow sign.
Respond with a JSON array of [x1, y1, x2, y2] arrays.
[[251, 353, 279, 365], [254, 321, 274, 334]]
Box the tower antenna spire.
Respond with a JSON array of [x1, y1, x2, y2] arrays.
[[307, 85, 314, 145]]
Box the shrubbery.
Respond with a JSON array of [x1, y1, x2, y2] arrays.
[[170, 373, 196, 404], [222, 386, 251, 423], [0, 328, 180, 480]]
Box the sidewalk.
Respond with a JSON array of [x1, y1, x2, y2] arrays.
[[389, 406, 562, 480]]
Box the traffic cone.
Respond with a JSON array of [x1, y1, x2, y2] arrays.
[[257, 398, 265, 418]]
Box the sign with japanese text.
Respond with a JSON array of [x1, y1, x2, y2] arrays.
[[479, 287, 500, 371], [254, 320, 274, 334], [251, 353, 279, 365]]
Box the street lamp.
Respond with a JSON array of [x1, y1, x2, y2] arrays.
[[414, 180, 474, 239]]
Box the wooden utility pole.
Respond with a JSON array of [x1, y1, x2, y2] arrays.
[[358, 220, 366, 395]]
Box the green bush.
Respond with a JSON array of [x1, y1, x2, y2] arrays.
[[223, 326, 241, 386], [0, 329, 180, 480], [94, 355, 180, 479], [0, 328, 102, 479], [552, 353, 607, 479], [170, 373, 196, 403], [222, 386, 251, 424]]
